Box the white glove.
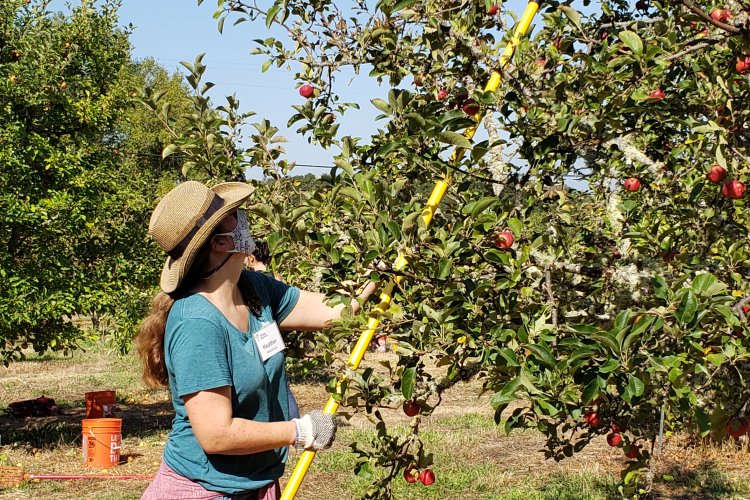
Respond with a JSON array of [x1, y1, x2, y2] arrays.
[[292, 410, 337, 451]]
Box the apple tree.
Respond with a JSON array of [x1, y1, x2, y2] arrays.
[[0, 1, 197, 362], [157, 0, 750, 496]]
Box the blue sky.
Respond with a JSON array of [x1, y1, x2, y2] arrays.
[[116, 0, 388, 179], [52, 1, 536, 178]]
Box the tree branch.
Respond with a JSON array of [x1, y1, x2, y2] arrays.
[[679, 0, 742, 34]]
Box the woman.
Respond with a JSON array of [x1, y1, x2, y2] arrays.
[[137, 181, 378, 499]]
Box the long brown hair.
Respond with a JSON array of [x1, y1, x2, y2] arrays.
[[136, 223, 262, 388]]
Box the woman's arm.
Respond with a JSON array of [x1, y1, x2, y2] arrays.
[[279, 280, 379, 331], [185, 386, 296, 455]]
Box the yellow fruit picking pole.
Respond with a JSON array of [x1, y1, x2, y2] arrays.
[[280, 2, 540, 498]]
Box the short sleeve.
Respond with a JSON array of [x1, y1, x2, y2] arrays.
[[168, 318, 232, 398], [244, 271, 300, 324]]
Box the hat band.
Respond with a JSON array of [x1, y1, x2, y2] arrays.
[[167, 194, 225, 260]]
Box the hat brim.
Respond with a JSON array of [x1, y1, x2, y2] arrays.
[[159, 182, 254, 293]]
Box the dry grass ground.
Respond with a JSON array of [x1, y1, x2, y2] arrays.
[[1, 345, 749, 499]]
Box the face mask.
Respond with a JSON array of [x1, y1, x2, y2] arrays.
[[215, 210, 256, 256]]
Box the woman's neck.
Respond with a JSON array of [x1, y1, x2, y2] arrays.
[[194, 255, 244, 306]]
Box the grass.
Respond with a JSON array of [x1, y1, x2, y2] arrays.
[[1, 344, 750, 499]]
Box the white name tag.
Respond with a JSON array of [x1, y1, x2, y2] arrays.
[[253, 321, 285, 361]]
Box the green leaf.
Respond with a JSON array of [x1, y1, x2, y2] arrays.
[[370, 98, 391, 114], [266, 5, 281, 29], [706, 353, 725, 367], [627, 375, 645, 398], [695, 407, 711, 436], [568, 324, 600, 335], [599, 359, 620, 373], [391, 0, 417, 12], [691, 273, 716, 293], [507, 218, 523, 237], [161, 143, 178, 159], [581, 377, 600, 404], [527, 343, 555, 367], [618, 30, 643, 55], [261, 59, 272, 73], [334, 158, 354, 177], [653, 275, 669, 300], [468, 196, 497, 217], [675, 290, 698, 324], [437, 131, 472, 149], [592, 333, 619, 355], [559, 6, 582, 31], [401, 367, 416, 401]]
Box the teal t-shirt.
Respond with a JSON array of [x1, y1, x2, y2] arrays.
[[162, 270, 300, 494]]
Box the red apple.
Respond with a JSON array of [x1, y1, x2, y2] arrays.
[[299, 84, 314, 99], [612, 249, 622, 259], [648, 89, 665, 99], [710, 8, 730, 23], [462, 98, 480, 116], [706, 164, 727, 184], [418, 468, 435, 486], [584, 411, 601, 427], [624, 177, 641, 192], [403, 401, 420, 417], [635, 0, 649, 11], [625, 444, 640, 459], [403, 466, 418, 483], [737, 56, 750, 75], [437, 89, 449, 101], [493, 231, 514, 250], [726, 418, 749, 438], [487, 4, 498, 15], [535, 58, 546, 68], [742, 305, 750, 315], [607, 432, 622, 447], [722, 179, 746, 199], [611, 423, 625, 433]]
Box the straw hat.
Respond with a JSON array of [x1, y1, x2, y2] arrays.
[[148, 181, 255, 293]]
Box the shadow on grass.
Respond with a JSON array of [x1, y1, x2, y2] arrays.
[[0, 401, 174, 449], [652, 459, 746, 499]]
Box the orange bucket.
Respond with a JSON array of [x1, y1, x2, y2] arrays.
[[85, 390, 116, 418], [82, 418, 122, 468]]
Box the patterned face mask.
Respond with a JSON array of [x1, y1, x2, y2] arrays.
[[215, 210, 256, 256]]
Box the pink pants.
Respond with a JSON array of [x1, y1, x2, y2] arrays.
[[141, 461, 281, 500]]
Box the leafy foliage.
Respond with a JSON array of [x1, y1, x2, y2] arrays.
[[0, 1, 191, 361], [195, 0, 750, 496]]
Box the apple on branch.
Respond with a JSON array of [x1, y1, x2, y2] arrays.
[[584, 410, 601, 427], [648, 89, 665, 99], [624, 177, 641, 192], [607, 432, 623, 447], [706, 164, 727, 184], [402, 400, 420, 417], [299, 83, 314, 99], [403, 466, 419, 484], [418, 469, 436, 486], [493, 231, 514, 250], [722, 179, 746, 199], [462, 98, 480, 116], [710, 8, 731, 23]]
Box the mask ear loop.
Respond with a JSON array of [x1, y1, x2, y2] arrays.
[[200, 234, 235, 280]]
